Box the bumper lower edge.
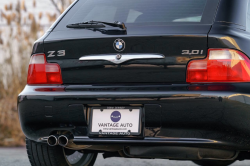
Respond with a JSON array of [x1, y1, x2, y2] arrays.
[[40, 136, 244, 150]]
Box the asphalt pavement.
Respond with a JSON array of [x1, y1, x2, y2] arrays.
[[0, 147, 250, 166]]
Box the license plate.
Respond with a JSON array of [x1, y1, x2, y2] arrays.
[[89, 107, 141, 136]]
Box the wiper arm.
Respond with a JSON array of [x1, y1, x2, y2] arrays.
[[95, 21, 127, 30], [66, 20, 127, 30]]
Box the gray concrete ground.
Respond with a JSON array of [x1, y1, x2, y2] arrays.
[[0, 147, 250, 166]]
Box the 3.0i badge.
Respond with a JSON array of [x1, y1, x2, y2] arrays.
[[113, 39, 125, 52]]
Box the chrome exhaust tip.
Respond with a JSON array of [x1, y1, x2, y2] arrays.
[[58, 135, 69, 147], [47, 135, 58, 146]]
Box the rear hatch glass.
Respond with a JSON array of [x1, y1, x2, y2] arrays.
[[54, 0, 219, 31]]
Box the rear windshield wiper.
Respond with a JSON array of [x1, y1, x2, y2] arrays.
[[66, 20, 127, 30]]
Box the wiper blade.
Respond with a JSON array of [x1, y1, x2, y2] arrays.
[[66, 22, 105, 28], [66, 20, 127, 30]]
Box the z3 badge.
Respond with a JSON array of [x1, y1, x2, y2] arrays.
[[47, 50, 65, 57]]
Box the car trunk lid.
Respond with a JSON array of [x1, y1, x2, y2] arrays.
[[44, 25, 210, 84]]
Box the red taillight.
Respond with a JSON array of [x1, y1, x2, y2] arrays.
[[186, 49, 250, 83], [27, 54, 63, 85]]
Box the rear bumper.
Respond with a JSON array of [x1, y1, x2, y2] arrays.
[[18, 83, 250, 150]]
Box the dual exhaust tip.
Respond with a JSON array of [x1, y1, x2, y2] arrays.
[[47, 134, 72, 147]]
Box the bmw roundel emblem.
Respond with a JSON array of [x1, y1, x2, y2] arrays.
[[113, 39, 125, 52]]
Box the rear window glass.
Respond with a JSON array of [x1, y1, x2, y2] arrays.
[[247, 0, 250, 31], [55, 0, 219, 30]]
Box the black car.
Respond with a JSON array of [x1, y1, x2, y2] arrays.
[[18, 0, 250, 165]]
